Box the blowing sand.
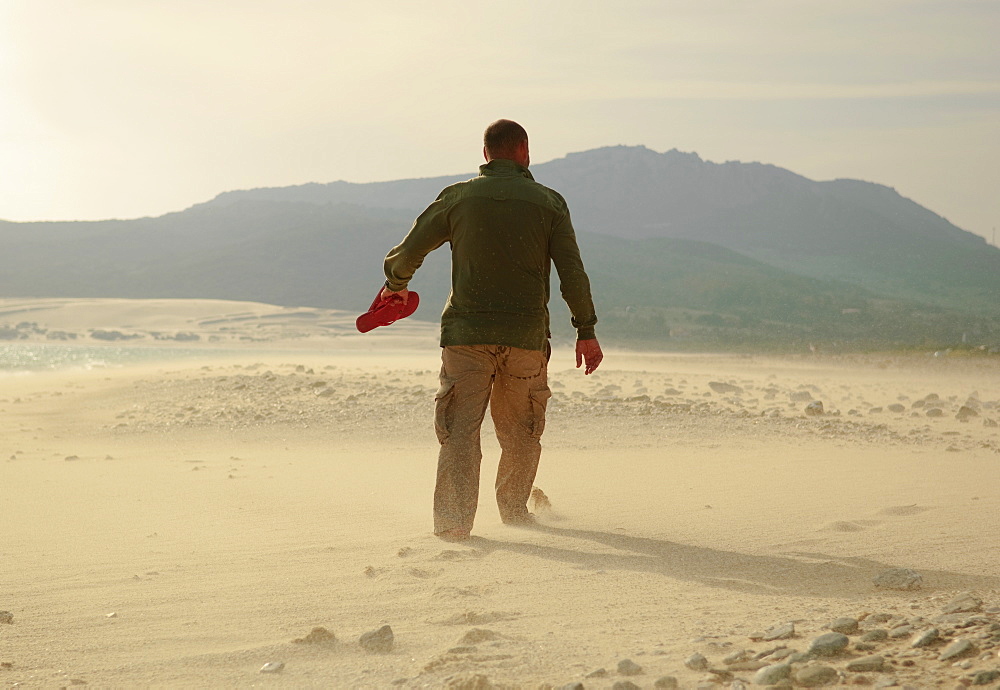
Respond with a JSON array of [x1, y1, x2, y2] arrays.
[[2, 299, 999, 688]]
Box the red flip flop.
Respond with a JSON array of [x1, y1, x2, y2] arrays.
[[356, 288, 420, 333]]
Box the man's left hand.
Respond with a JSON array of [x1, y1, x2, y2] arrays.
[[380, 286, 410, 304]]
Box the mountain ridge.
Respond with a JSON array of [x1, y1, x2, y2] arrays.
[[2, 145, 997, 351]]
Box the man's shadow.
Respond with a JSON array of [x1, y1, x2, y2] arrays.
[[470, 524, 998, 598]]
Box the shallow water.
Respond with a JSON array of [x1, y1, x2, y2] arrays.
[[0, 343, 223, 373]]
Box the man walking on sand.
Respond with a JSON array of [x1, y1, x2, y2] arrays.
[[381, 119, 603, 541]]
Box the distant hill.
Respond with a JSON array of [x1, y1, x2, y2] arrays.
[[1, 146, 998, 351]]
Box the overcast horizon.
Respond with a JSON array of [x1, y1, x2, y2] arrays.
[[2, 1, 997, 242]]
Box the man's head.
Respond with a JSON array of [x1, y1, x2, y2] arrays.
[[483, 119, 529, 168]]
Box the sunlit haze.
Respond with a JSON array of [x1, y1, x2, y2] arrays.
[[2, 0, 997, 241]]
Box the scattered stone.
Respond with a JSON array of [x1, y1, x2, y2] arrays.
[[685, 652, 709, 671], [444, 674, 497, 690], [972, 670, 1000, 685], [846, 655, 885, 672], [956, 406, 979, 421], [873, 568, 923, 590], [888, 625, 913, 639], [807, 632, 850, 657], [762, 622, 795, 641], [460, 628, 501, 645], [617, 659, 643, 676], [861, 629, 889, 642], [938, 638, 976, 661], [359, 624, 394, 653], [829, 617, 860, 635], [292, 626, 336, 645], [910, 628, 939, 648], [722, 649, 752, 665], [653, 677, 679, 689], [706, 667, 734, 682], [943, 592, 983, 614], [767, 647, 797, 661], [753, 663, 791, 686], [259, 661, 284, 673], [805, 400, 824, 416], [0, 612, 13, 625], [611, 682, 641, 690], [932, 612, 968, 625], [794, 664, 839, 686]]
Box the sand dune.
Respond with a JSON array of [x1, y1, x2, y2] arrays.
[[2, 299, 999, 688]]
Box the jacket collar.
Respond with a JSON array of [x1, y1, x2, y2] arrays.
[[479, 158, 534, 181]]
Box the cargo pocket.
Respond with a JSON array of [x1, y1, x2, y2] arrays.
[[528, 386, 552, 439], [433, 377, 457, 444]]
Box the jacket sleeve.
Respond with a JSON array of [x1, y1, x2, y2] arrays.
[[550, 207, 598, 340], [383, 194, 451, 291]]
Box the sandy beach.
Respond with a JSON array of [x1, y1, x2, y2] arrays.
[[2, 299, 999, 688]]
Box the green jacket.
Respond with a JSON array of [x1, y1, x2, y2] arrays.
[[384, 159, 597, 351]]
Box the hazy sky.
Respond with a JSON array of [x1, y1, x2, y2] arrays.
[[2, 0, 998, 241]]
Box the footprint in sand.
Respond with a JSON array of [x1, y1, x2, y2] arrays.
[[406, 567, 442, 579], [819, 519, 883, 532], [432, 586, 483, 600], [879, 504, 933, 517], [433, 549, 485, 562], [819, 521, 866, 533], [432, 610, 520, 626]]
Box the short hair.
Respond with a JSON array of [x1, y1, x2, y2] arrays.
[[483, 119, 528, 159]]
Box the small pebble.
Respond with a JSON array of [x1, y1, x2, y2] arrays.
[[611, 682, 640, 690], [617, 659, 642, 676], [795, 664, 839, 687], [910, 628, 939, 648], [861, 629, 889, 642], [873, 568, 923, 590], [847, 655, 885, 672], [938, 638, 976, 661], [359, 624, 393, 653], [684, 652, 708, 671], [807, 632, 849, 656], [753, 663, 791, 686], [829, 617, 860, 635], [761, 622, 795, 641]]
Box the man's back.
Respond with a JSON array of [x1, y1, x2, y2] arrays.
[[384, 158, 596, 352]]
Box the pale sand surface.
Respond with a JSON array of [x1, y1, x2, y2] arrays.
[[2, 299, 1000, 688]]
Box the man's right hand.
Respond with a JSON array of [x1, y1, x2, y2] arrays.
[[575, 338, 603, 375]]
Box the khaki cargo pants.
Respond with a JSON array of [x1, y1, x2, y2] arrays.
[[433, 344, 551, 534]]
